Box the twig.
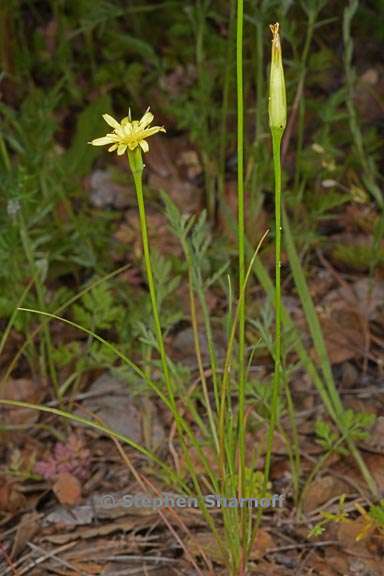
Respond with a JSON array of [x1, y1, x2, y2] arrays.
[[12, 542, 76, 576], [267, 539, 338, 553]]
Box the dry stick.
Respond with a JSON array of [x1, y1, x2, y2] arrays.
[[0, 543, 18, 576], [13, 543, 77, 576], [267, 540, 338, 553], [27, 543, 85, 576]]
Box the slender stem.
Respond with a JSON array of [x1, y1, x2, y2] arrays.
[[293, 10, 316, 193], [343, 0, 383, 208], [264, 128, 283, 482], [180, 235, 219, 453], [196, 0, 215, 220], [248, 19, 264, 214], [194, 274, 220, 412], [218, 0, 236, 212], [219, 231, 269, 477], [236, 0, 246, 570], [128, 149, 175, 409]]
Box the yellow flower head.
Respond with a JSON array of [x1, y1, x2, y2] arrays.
[[89, 108, 166, 155]]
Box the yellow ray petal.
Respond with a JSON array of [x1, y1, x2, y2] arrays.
[[139, 139, 149, 153], [141, 126, 166, 138], [103, 114, 120, 129], [139, 109, 154, 129], [117, 144, 127, 155], [90, 135, 116, 146]]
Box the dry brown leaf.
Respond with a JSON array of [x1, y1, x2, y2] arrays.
[[76, 372, 165, 450], [323, 552, 349, 575], [366, 416, 384, 450], [320, 312, 364, 364], [11, 512, 41, 559], [148, 173, 201, 212], [187, 532, 225, 564], [64, 561, 104, 575], [186, 529, 273, 564], [364, 454, 384, 493], [0, 477, 26, 513], [0, 378, 45, 426], [337, 518, 371, 552], [250, 528, 274, 560], [309, 555, 342, 576], [53, 472, 82, 506], [303, 476, 348, 514], [42, 517, 153, 544], [114, 210, 182, 258], [145, 135, 178, 177]]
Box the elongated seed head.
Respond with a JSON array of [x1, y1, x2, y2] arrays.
[[268, 23, 287, 132]]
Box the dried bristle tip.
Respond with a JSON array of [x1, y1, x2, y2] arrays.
[[270, 22, 279, 38]]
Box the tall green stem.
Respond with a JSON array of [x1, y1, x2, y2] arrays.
[[236, 2, 247, 572], [264, 128, 283, 482], [128, 149, 175, 409], [218, 0, 236, 212], [236, 0, 245, 480]]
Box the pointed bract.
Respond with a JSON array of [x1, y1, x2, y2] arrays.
[[268, 23, 287, 132]]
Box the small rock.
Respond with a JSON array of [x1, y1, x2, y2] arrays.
[[89, 169, 134, 209]]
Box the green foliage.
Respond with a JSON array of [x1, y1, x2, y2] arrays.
[[51, 341, 82, 368], [339, 409, 375, 443], [315, 410, 375, 456], [315, 419, 345, 454], [73, 283, 124, 331], [368, 500, 384, 528], [331, 244, 384, 271]]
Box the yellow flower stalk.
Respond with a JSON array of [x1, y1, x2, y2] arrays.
[[89, 108, 166, 155], [268, 23, 286, 132], [90, 105, 174, 433]]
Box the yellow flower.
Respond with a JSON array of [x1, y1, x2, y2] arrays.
[[89, 108, 166, 155], [268, 23, 286, 132]]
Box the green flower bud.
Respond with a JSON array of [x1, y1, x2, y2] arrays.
[[268, 23, 287, 132]]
